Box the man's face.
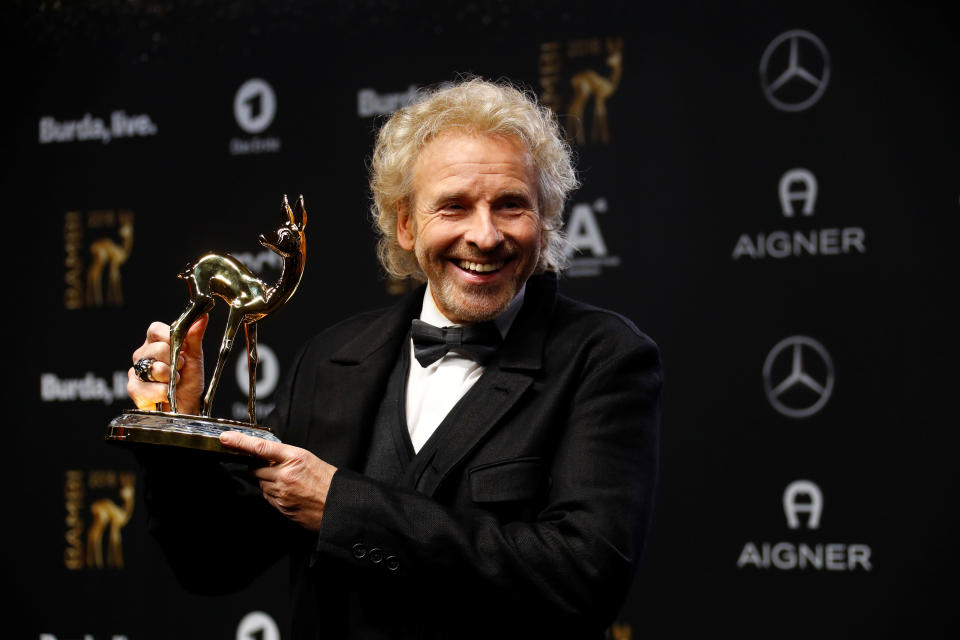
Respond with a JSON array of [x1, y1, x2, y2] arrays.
[[398, 131, 542, 324]]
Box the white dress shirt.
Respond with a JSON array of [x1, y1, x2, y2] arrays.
[[405, 284, 525, 453]]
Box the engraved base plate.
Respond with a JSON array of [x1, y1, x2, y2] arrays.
[[105, 409, 280, 455]]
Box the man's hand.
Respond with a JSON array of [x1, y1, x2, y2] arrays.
[[128, 316, 208, 414], [220, 431, 338, 532]]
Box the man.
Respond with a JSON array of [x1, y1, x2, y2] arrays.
[[128, 78, 662, 639]]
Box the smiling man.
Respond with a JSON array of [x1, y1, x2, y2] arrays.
[[397, 130, 542, 324], [128, 78, 662, 639]]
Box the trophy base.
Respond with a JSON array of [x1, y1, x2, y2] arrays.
[[105, 409, 281, 456]]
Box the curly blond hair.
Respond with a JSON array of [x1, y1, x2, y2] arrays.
[[369, 78, 579, 280]]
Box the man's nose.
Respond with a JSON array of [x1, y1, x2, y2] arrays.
[[463, 209, 502, 250]]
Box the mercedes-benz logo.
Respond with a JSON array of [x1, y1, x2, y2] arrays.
[[760, 30, 830, 112], [763, 335, 834, 418]]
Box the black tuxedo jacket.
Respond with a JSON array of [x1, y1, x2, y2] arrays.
[[144, 274, 662, 639]]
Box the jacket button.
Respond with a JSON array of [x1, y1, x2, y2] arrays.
[[368, 547, 384, 564], [386, 555, 400, 571], [352, 544, 367, 559]]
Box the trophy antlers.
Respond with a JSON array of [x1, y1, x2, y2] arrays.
[[168, 194, 307, 422]]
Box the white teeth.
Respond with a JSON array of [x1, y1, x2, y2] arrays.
[[458, 260, 504, 273]]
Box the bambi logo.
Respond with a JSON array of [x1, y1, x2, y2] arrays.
[[783, 479, 822, 529], [87, 472, 136, 568], [64, 209, 135, 310], [607, 622, 633, 640], [567, 38, 623, 145], [86, 211, 134, 307], [779, 168, 817, 217], [65, 470, 136, 570], [538, 36, 624, 146]]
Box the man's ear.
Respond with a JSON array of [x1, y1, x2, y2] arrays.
[[397, 201, 415, 251]]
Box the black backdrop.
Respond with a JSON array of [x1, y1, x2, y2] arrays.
[[8, 1, 958, 638]]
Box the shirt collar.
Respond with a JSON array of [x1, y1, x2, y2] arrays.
[[420, 282, 527, 339]]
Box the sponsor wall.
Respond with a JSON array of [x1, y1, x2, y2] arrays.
[[9, 1, 957, 638]]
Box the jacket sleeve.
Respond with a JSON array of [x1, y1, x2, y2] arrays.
[[312, 332, 662, 630], [137, 445, 302, 595]]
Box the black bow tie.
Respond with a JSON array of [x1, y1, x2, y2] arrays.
[[410, 319, 502, 367]]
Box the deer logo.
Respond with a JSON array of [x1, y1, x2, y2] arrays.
[[85, 212, 134, 307], [567, 39, 623, 145], [86, 472, 136, 569], [168, 195, 307, 423]]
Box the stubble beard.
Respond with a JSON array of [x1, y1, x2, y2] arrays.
[[416, 230, 541, 324], [431, 276, 518, 324], [419, 242, 530, 324]]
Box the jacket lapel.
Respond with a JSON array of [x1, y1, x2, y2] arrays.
[[412, 275, 557, 496], [306, 286, 423, 469]]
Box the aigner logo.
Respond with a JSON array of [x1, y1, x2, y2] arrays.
[[779, 168, 817, 217], [737, 480, 872, 571], [564, 198, 621, 278], [539, 36, 624, 145], [231, 78, 281, 155], [763, 335, 835, 419], [731, 168, 867, 260], [783, 479, 822, 529], [760, 29, 831, 112]]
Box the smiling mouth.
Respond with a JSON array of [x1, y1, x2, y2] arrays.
[[455, 259, 505, 274]]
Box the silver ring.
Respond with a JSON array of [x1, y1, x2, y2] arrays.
[[134, 357, 157, 383]]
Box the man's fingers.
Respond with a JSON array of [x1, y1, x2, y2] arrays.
[[127, 368, 169, 409], [220, 431, 289, 463], [132, 342, 176, 367], [133, 321, 175, 367], [140, 360, 177, 383], [184, 315, 209, 353], [145, 321, 172, 344]]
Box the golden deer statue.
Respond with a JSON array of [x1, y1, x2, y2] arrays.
[[168, 195, 307, 423], [86, 473, 136, 569], [567, 39, 624, 145], [86, 213, 134, 307]]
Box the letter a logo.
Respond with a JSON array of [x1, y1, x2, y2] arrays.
[[783, 479, 823, 529], [565, 203, 608, 257], [779, 168, 817, 217]]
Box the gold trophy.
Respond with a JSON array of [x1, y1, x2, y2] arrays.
[[105, 194, 307, 455]]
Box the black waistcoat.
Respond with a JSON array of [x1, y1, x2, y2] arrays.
[[362, 340, 415, 484], [362, 337, 482, 495]]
